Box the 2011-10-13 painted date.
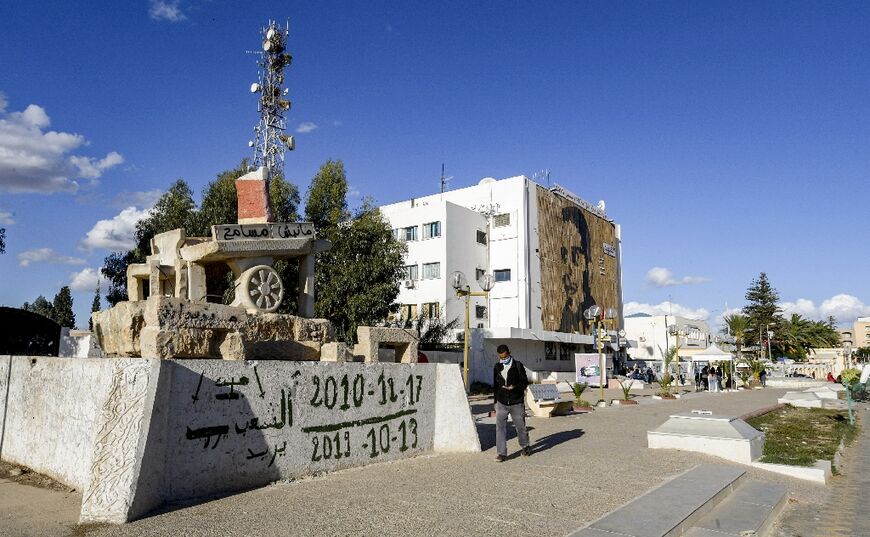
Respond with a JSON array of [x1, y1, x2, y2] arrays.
[[308, 372, 424, 410], [310, 418, 419, 462]]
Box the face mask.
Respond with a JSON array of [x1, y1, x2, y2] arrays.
[[500, 356, 512, 366]]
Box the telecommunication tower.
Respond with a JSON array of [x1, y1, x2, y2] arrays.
[[248, 20, 295, 178]]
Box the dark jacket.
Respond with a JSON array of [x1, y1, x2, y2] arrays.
[[493, 358, 529, 405]]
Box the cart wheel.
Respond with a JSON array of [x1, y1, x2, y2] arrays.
[[239, 265, 284, 312]]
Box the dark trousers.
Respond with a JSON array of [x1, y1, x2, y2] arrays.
[[495, 401, 529, 456]]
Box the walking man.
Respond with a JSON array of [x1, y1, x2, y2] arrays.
[[493, 344, 530, 461]]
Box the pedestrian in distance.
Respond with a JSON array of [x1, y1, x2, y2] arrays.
[[493, 344, 530, 462]]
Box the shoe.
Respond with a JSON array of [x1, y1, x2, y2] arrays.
[[521, 447, 531, 457], [495, 455, 507, 462]]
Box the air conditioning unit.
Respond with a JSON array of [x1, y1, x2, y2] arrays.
[[403, 279, 415, 289]]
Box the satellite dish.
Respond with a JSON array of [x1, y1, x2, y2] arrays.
[[278, 99, 291, 111], [263, 40, 272, 52], [248, 140, 254, 147], [266, 28, 276, 39], [478, 177, 496, 185], [250, 83, 260, 93], [597, 200, 606, 211]]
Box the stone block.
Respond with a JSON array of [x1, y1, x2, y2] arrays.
[[320, 342, 351, 362], [92, 301, 146, 357], [356, 326, 419, 363], [94, 296, 333, 360], [647, 412, 764, 464]]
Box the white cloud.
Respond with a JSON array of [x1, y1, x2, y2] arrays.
[[149, 0, 186, 22], [18, 248, 86, 267], [0, 210, 14, 225], [779, 294, 870, 324], [646, 267, 709, 287], [80, 206, 149, 251], [624, 300, 710, 321], [69, 152, 124, 179], [0, 93, 123, 193], [347, 184, 361, 199], [296, 122, 318, 133], [69, 267, 101, 292]]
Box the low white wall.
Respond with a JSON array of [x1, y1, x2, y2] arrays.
[[0, 357, 479, 524], [0, 356, 119, 490]]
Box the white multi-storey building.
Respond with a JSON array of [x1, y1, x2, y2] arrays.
[[379, 175, 625, 384]]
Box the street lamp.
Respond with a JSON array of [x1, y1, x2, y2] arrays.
[[766, 323, 774, 364], [584, 304, 617, 405], [451, 270, 494, 391], [668, 324, 688, 388]]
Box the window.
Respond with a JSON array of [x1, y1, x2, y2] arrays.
[[476, 230, 487, 244], [391, 228, 401, 240], [493, 213, 510, 227], [403, 226, 418, 241], [422, 302, 439, 319], [402, 265, 418, 281], [422, 262, 440, 279], [401, 304, 417, 320], [545, 342, 556, 360], [475, 268, 485, 281], [422, 221, 441, 239], [494, 269, 511, 282], [475, 305, 487, 319], [558, 343, 576, 361]]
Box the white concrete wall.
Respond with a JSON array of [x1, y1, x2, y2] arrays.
[[0, 356, 119, 490], [0, 357, 479, 524]]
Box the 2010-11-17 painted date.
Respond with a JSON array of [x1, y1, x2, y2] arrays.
[[310, 418, 419, 462], [308, 372, 424, 410]]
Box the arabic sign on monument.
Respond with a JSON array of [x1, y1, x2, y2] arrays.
[[213, 222, 316, 242]]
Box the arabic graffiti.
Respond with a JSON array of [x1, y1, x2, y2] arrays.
[[213, 222, 316, 242], [181, 366, 429, 469]]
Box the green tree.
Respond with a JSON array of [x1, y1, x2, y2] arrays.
[[314, 199, 406, 343], [776, 314, 841, 360], [23, 295, 55, 321], [0, 227, 5, 254], [742, 272, 781, 350], [304, 159, 350, 229], [89, 279, 101, 331], [102, 250, 136, 306], [52, 286, 76, 328], [723, 313, 750, 363]]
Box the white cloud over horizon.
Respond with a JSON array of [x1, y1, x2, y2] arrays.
[[646, 267, 709, 287], [296, 122, 318, 133], [69, 267, 101, 292], [780, 294, 870, 324], [80, 206, 150, 251], [0, 210, 14, 225], [18, 248, 86, 267], [0, 92, 123, 194], [624, 300, 710, 321], [149, 0, 187, 22]]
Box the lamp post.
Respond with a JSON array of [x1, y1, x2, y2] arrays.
[[668, 324, 688, 389], [451, 270, 494, 392], [766, 323, 774, 364], [584, 305, 617, 404]]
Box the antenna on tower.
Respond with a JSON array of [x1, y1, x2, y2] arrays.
[[439, 163, 453, 195], [532, 169, 551, 187], [247, 20, 294, 179]]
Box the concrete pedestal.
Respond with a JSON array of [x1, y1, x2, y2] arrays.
[[648, 411, 764, 464]]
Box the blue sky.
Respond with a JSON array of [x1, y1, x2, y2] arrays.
[[1, 1, 868, 329]]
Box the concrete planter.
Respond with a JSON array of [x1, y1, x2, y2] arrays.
[[611, 399, 638, 406], [652, 394, 678, 400]]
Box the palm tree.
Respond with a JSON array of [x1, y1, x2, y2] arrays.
[[777, 314, 841, 360], [723, 314, 749, 363]]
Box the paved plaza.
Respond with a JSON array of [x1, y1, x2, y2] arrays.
[[1, 388, 864, 537]]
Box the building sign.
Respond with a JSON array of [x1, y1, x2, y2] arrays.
[[213, 223, 316, 242], [575, 353, 604, 387], [603, 242, 616, 257]]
